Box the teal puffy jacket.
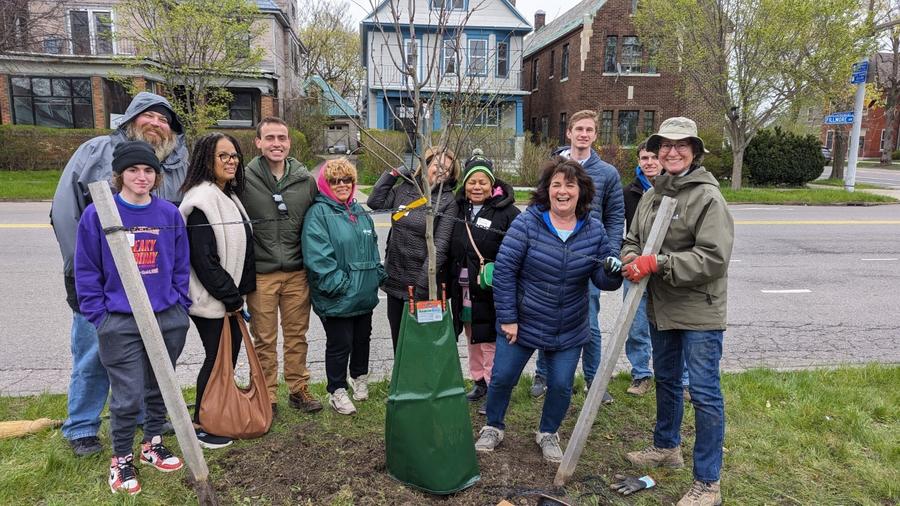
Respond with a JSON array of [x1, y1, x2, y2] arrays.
[[301, 195, 387, 317]]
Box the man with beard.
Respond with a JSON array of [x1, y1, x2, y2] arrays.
[[50, 92, 189, 457]]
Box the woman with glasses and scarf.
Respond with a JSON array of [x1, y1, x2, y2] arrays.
[[366, 146, 460, 351], [301, 158, 386, 415], [178, 132, 255, 449]]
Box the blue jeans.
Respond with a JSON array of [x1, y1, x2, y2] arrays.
[[61, 312, 110, 440], [486, 334, 581, 433], [536, 284, 603, 384], [623, 282, 691, 386], [650, 326, 725, 483]]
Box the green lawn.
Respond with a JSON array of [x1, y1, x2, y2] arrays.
[[0, 170, 61, 200], [1, 365, 897, 504], [720, 186, 896, 204]]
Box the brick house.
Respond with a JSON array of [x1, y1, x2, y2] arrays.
[[0, 0, 305, 130], [522, 0, 717, 148]]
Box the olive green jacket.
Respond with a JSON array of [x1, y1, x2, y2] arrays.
[[240, 156, 317, 274], [621, 167, 734, 331]]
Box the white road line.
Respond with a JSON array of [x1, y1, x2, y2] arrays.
[[860, 258, 898, 261], [730, 207, 794, 211], [760, 289, 812, 294], [731, 259, 742, 262]]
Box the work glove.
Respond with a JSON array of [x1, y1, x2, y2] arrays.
[[622, 254, 658, 282], [602, 256, 622, 274], [609, 474, 655, 496]]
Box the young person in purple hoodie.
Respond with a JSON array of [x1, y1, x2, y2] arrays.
[[75, 140, 191, 495]]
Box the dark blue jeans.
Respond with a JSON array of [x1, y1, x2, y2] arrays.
[[650, 325, 725, 483], [536, 284, 603, 384], [485, 334, 581, 433]]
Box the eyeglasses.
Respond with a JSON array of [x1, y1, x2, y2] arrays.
[[658, 141, 693, 153], [272, 193, 288, 215], [217, 152, 240, 163], [327, 176, 354, 186]]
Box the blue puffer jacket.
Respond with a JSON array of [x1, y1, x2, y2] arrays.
[[553, 146, 625, 254], [493, 206, 623, 351]]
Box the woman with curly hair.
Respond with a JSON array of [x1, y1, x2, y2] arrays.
[[178, 132, 256, 449], [474, 156, 622, 463]]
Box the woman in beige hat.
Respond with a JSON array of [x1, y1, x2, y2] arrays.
[[619, 117, 734, 506]]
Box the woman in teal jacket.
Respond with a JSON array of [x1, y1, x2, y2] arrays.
[[302, 158, 386, 415]]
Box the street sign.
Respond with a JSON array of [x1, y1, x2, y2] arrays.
[[851, 61, 869, 84], [824, 112, 854, 125]]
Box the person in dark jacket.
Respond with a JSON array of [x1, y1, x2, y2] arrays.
[[448, 152, 520, 407], [178, 133, 256, 449], [366, 146, 460, 351], [302, 158, 386, 416], [75, 141, 190, 495], [240, 117, 322, 415], [474, 157, 622, 463], [533, 110, 625, 403], [621, 117, 734, 506]]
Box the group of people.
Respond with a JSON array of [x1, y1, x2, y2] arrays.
[[51, 93, 383, 495], [51, 93, 733, 505]]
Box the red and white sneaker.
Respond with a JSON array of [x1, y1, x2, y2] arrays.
[[109, 454, 141, 495], [140, 435, 184, 472]]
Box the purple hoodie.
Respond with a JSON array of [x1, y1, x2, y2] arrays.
[[75, 194, 191, 328]]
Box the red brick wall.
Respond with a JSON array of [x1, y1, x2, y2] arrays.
[[261, 95, 275, 118], [0, 75, 11, 125], [91, 76, 105, 129], [524, 0, 721, 144], [820, 105, 898, 159]]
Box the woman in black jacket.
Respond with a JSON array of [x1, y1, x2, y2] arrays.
[[448, 153, 520, 406], [178, 133, 255, 449]]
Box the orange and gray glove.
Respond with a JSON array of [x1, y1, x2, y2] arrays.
[[622, 255, 659, 282]]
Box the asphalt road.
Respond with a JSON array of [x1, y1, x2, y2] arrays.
[[1, 201, 898, 396], [824, 165, 900, 188]]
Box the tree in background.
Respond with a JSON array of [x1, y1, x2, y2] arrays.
[[635, 0, 873, 189], [299, 0, 365, 109], [116, 0, 265, 138], [0, 0, 68, 57]]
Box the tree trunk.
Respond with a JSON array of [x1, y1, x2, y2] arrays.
[[832, 130, 846, 180], [881, 107, 896, 167], [726, 121, 745, 190], [730, 147, 744, 190]]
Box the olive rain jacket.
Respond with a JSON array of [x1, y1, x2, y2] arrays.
[[366, 171, 459, 300], [240, 156, 316, 274], [447, 179, 520, 343], [51, 92, 189, 311], [493, 206, 622, 351], [302, 184, 386, 318], [621, 167, 734, 331]]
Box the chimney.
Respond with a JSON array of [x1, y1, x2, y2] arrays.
[[534, 10, 546, 31]]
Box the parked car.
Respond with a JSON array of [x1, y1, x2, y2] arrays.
[[821, 146, 832, 165], [327, 143, 350, 155]]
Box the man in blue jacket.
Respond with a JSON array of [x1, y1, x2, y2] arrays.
[[50, 92, 189, 457], [531, 110, 625, 404]]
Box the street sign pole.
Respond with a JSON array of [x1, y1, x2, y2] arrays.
[[846, 61, 868, 192]]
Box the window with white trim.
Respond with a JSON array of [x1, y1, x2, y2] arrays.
[[467, 38, 487, 76], [404, 38, 417, 74], [69, 9, 113, 55], [442, 38, 458, 75], [496, 41, 509, 77], [432, 0, 465, 10]]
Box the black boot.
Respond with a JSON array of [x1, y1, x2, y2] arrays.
[[466, 379, 488, 402]]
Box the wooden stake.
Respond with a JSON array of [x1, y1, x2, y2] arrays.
[[88, 182, 218, 505], [554, 196, 677, 487]]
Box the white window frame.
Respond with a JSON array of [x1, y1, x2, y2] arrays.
[[403, 38, 418, 75], [496, 40, 509, 77], [67, 8, 116, 56], [467, 37, 488, 76], [442, 38, 458, 76]]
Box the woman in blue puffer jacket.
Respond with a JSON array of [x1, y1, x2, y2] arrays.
[[473, 156, 622, 463]]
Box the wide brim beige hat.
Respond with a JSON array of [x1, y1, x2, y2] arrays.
[[647, 117, 709, 153]]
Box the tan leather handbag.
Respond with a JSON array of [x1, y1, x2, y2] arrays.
[[198, 313, 272, 438]]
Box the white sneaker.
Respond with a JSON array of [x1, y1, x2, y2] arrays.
[[348, 374, 369, 401], [329, 388, 357, 415], [536, 432, 563, 463], [474, 425, 504, 452]]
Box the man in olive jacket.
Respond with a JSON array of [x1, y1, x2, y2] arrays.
[[240, 117, 322, 414]]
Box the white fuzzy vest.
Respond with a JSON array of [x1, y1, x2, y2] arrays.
[[179, 181, 249, 318]]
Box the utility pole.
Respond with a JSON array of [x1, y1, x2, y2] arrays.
[[845, 60, 869, 192]]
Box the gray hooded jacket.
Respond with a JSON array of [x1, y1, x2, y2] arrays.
[[50, 92, 189, 311]]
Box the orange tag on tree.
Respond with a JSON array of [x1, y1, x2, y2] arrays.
[[415, 300, 443, 323]]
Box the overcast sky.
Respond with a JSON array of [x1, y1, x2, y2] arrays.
[[329, 0, 585, 28]]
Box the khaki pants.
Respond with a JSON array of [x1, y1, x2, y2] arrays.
[[247, 270, 311, 401]]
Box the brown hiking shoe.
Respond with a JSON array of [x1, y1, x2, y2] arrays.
[[625, 445, 684, 468], [289, 385, 323, 413], [677, 480, 721, 506], [626, 377, 654, 396]]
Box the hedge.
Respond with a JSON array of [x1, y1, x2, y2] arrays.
[[357, 130, 410, 184], [0, 125, 315, 171], [745, 127, 824, 186]]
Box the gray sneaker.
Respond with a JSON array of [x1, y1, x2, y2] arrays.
[[474, 426, 504, 452], [530, 375, 547, 398], [535, 432, 563, 463], [329, 388, 357, 415], [348, 374, 368, 401]]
